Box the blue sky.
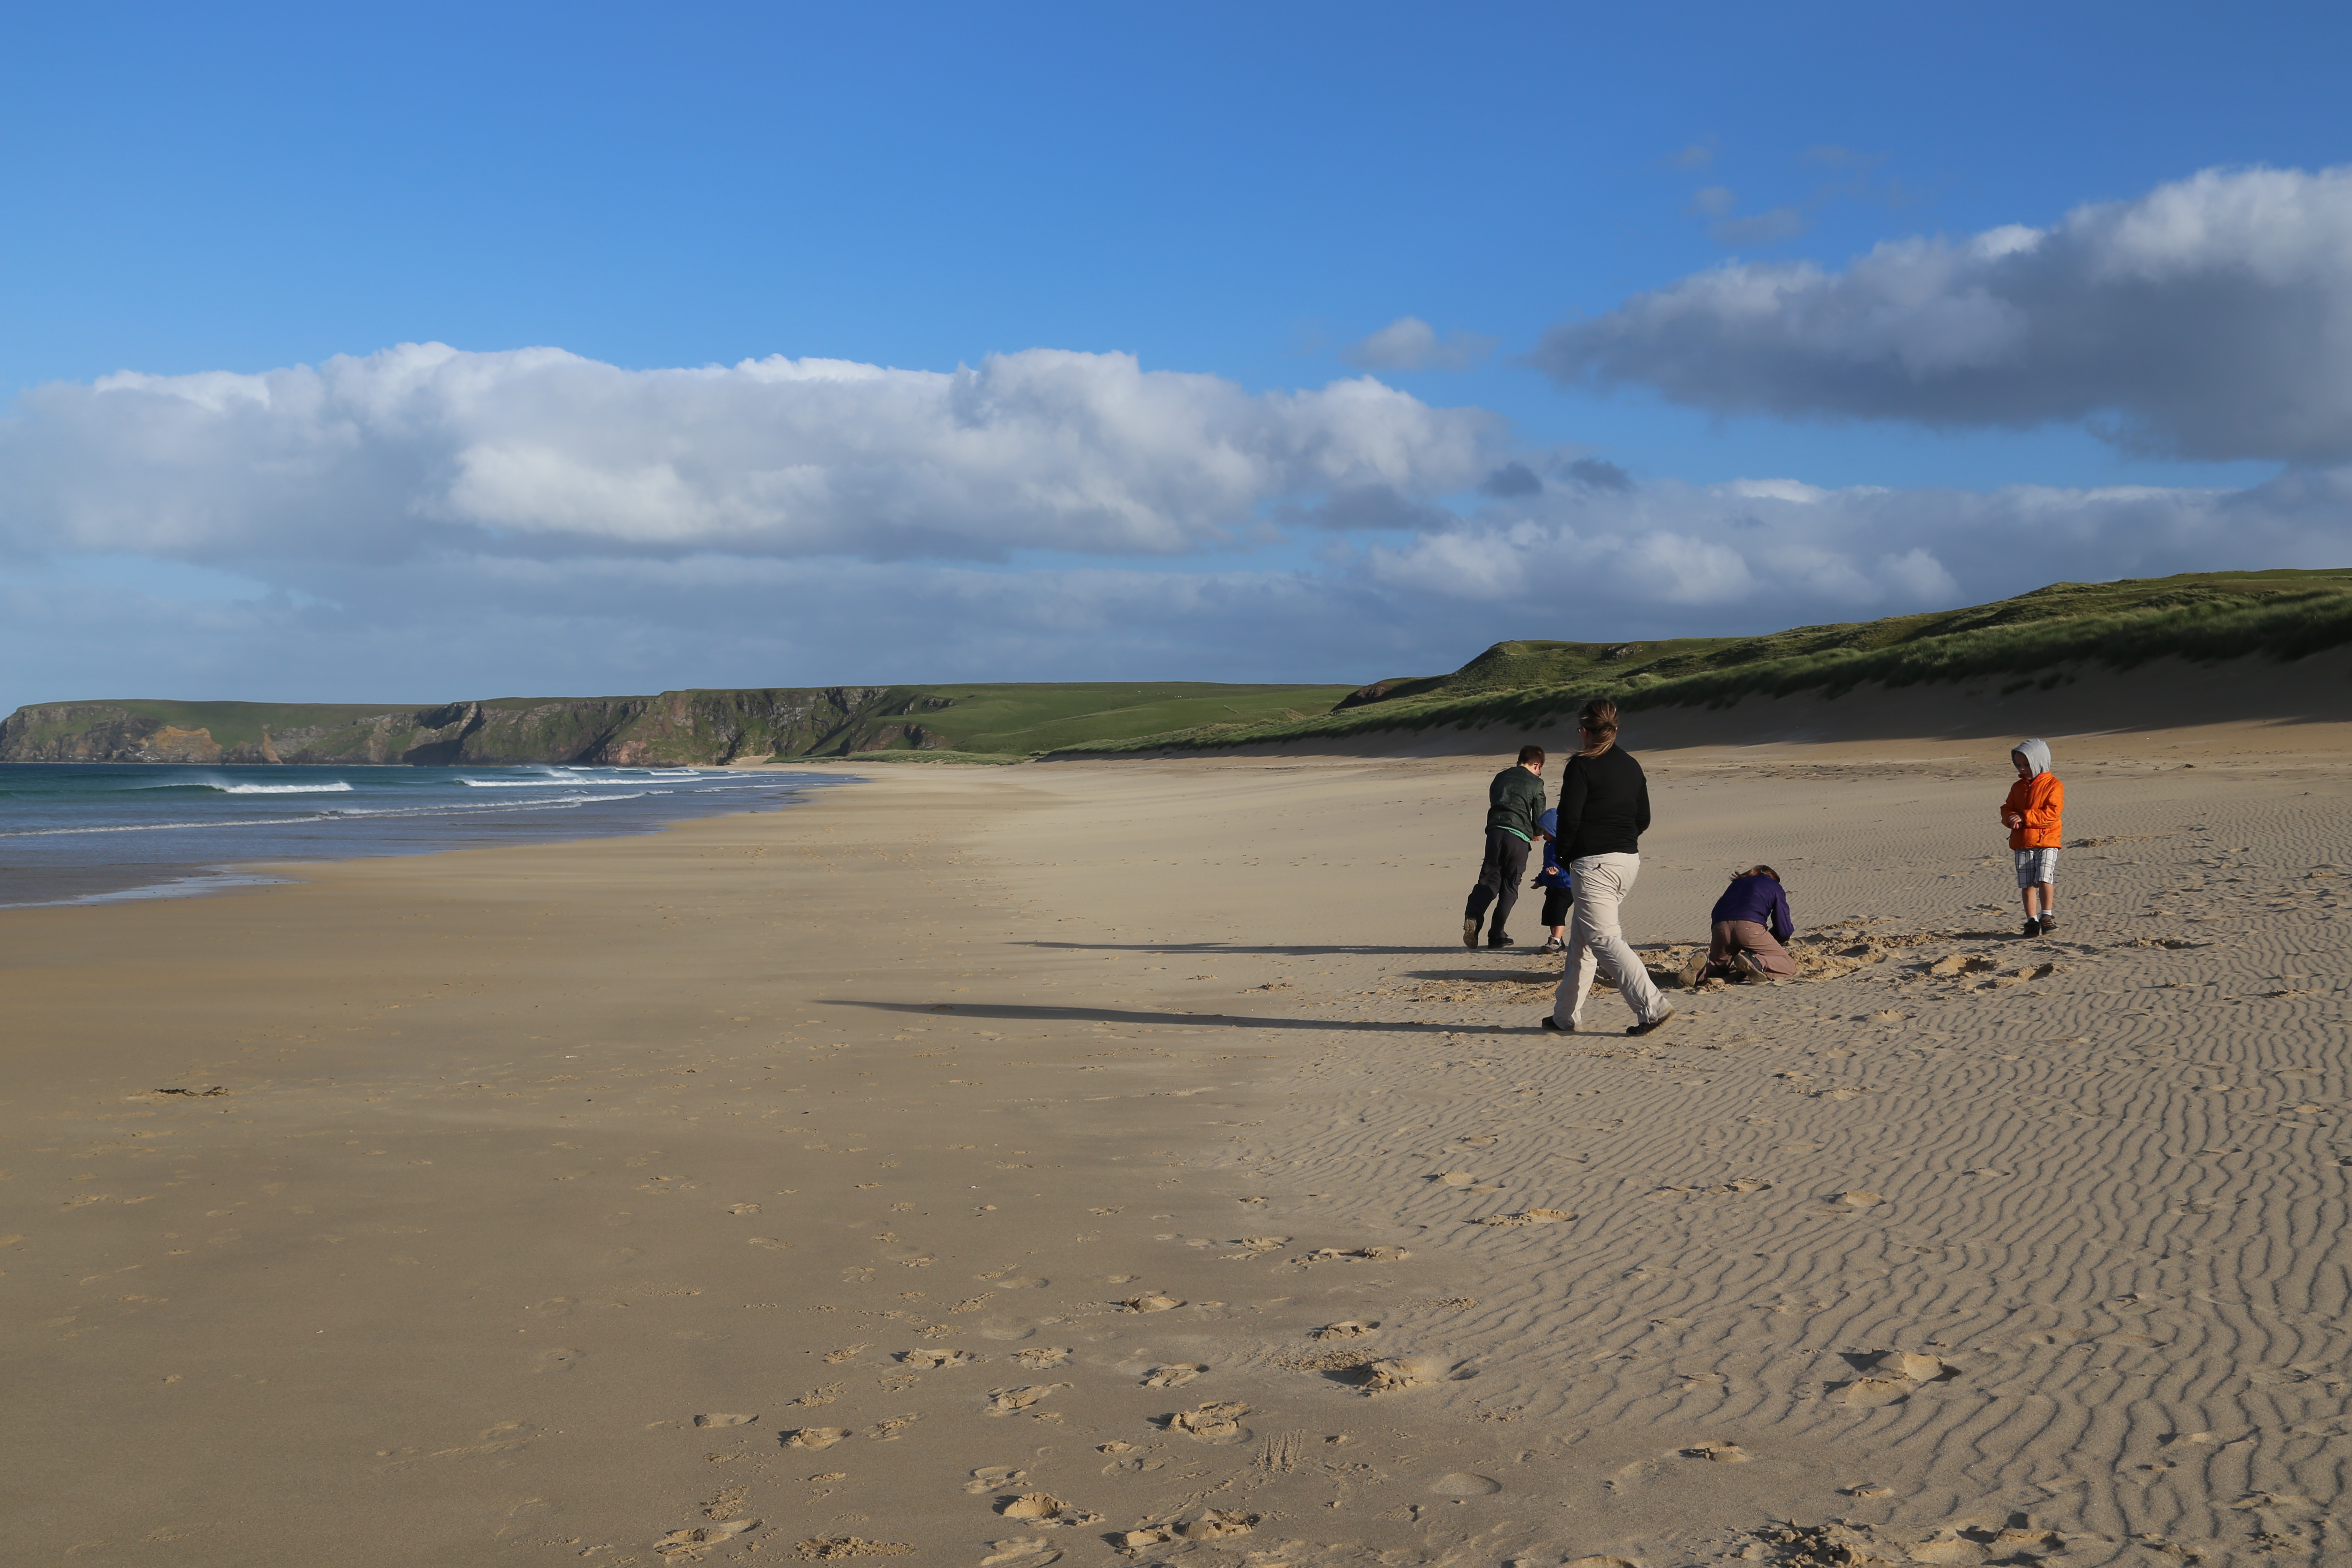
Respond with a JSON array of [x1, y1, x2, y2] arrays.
[[3, 2, 2351, 705]]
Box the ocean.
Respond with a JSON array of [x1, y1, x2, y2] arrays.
[[0, 761, 846, 908]]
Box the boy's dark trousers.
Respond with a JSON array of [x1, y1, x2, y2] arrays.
[[1464, 828, 1530, 938]]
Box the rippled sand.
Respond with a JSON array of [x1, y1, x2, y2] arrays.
[[5, 708, 2349, 1566]]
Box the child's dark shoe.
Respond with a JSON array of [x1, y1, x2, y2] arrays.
[[2021, 918, 2042, 937]]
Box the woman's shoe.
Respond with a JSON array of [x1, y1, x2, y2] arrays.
[[1537, 938, 1565, 956], [2021, 918, 2042, 937]]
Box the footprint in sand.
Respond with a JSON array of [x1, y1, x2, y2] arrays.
[[694, 1413, 758, 1427], [655, 1519, 760, 1549], [963, 1466, 1025, 1494], [995, 1494, 1100, 1525], [1829, 1350, 1959, 1406], [1300, 1246, 1410, 1263], [1679, 1442, 1749, 1463], [898, 1349, 980, 1368], [1430, 1473, 1502, 1495], [1841, 1483, 1894, 1498], [1011, 1348, 1070, 1368], [1822, 1190, 1882, 1210], [1177, 1510, 1259, 1539], [533, 1347, 587, 1373], [981, 1540, 1060, 1567], [783, 1427, 850, 1450], [977, 1318, 1038, 1341], [1118, 1293, 1185, 1313], [1314, 1320, 1381, 1339], [985, 1384, 1067, 1415], [1476, 1209, 1574, 1228], [1164, 1402, 1253, 1443], [1352, 1357, 1443, 1395], [1098, 1442, 1166, 1475], [1432, 1172, 1477, 1186], [1141, 1363, 1208, 1388], [995, 1494, 1063, 1521]]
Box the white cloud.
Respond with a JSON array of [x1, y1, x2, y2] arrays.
[[1366, 465, 2352, 626], [1531, 164, 2352, 462], [1341, 317, 1498, 373], [0, 343, 1505, 567]]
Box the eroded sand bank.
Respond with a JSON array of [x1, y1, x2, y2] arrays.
[[5, 719, 2350, 1567]]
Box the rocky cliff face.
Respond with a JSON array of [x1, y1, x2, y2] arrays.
[[0, 688, 958, 766]]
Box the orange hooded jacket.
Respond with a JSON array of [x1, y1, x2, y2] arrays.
[[2001, 737, 2064, 850]]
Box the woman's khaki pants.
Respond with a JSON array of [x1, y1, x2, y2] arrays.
[[1551, 853, 1670, 1029]]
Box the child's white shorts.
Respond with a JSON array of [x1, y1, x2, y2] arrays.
[[2014, 848, 2059, 887]]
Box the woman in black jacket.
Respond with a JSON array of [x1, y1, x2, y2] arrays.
[[1542, 698, 1675, 1036]]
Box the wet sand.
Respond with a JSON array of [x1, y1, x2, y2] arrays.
[[5, 710, 2351, 1567]]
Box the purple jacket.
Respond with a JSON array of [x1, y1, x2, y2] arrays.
[[1710, 875, 1793, 942]]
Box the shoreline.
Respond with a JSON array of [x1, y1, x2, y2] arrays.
[[0, 761, 856, 911], [6, 737, 2350, 1565]]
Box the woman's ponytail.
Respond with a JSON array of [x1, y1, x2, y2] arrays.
[[1576, 698, 1619, 758]]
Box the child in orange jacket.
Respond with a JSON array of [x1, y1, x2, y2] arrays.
[[2001, 737, 2064, 936]]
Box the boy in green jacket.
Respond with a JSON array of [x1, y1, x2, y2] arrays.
[[1464, 745, 1546, 949]]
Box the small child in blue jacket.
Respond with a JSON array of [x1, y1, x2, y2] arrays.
[[1531, 807, 1572, 954]]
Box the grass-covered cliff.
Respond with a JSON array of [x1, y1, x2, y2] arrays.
[[1054, 568, 2352, 754], [0, 683, 1351, 766]]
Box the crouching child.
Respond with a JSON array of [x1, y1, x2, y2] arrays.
[[1681, 865, 1798, 984]]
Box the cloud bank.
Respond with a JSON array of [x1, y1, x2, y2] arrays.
[[0, 343, 1504, 568], [1533, 164, 2352, 462]]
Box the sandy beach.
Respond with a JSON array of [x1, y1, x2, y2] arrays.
[[7, 699, 2352, 1567]]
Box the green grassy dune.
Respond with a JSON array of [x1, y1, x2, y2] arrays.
[[1055, 568, 2352, 755]]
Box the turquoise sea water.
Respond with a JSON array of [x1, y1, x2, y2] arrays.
[[0, 761, 842, 908]]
